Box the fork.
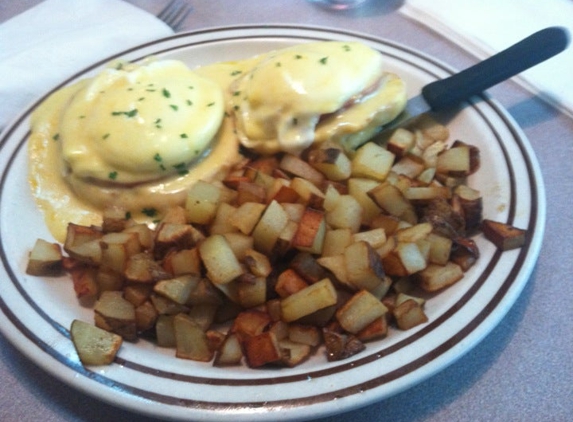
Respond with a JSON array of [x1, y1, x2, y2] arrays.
[[157, 0, 192, 31]]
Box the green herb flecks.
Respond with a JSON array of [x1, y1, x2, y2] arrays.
[[141, 208, 157, 217], [111, 109, 138, 118], [319, 57, 328, 65], [108, 171, 118, 180], [173, 162, 189, 175], [162, 88, 171, 98]]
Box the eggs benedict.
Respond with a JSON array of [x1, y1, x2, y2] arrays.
[[226, 41, 407, 154], [29, 59, 240, 241]]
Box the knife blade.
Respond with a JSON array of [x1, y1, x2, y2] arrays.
[[380, 26, 570, 134]]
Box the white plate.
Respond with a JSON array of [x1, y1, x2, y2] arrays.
[[0, 25, 545, 421]]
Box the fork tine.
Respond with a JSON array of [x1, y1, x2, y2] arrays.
[[157, 0, 191, 30]]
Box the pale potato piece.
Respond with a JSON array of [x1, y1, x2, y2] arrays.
[[351, 142, 395, 181], [281, 278, 338, 322], [26, 238, 63, 276], [71, 319, 122, 366], [336, 290, 388, 334], [199, 234, 244, 285]]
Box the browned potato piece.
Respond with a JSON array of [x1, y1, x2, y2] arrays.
[[393, 299, 428, 330], [135, 300, 158, 332], [280, 153, 325, 186], [242, 331, 283, 368], [26, 238, 63, 276], [94, 291, 137, 341], [275, 269, 309, 298], [323, 327, 365, 361], [292, 208, 326, 255], [482, 219, 527, 250], [70, 319, 122, 366]]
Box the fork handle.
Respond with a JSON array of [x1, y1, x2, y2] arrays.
[[421, 26, 570, 111]]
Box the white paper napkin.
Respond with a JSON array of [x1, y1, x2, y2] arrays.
[[400, 0, 573, 118], [0, 0, 173, 127]]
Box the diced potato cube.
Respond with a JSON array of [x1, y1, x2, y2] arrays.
[[418, 262, 464, 292], [70, 319, 122, 366], [26, 238, 63, 276], [351, 142, 395, 181], [185, 180, 221, 225], [344, 241, 385, 291], [174, 313, 214, 362], [199, 234, 244, 285], [251, 200, 289, 254], [281, 278, 338, 322], [482, 219, 526, 251], [336, 290, 388, 334]]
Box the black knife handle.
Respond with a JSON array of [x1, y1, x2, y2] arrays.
[[421, 26, 570, 111]]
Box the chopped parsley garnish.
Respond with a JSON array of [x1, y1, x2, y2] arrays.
[[162, 88, 171, 98], [154, 153, 162, 162], [137, 97, 145, 101], [125, 211, 131, 220], [142, 208, 157, 217], [170, 104, 179, 111], [173, 163, 189, 175], [180, 133, 188, 139], [154, 118, 162, 129], [186, 99, 193, 106], [102, 133, 110, 140], [52, 133, 60, 141], [319, 57, 328, 65], [275, 62, 282, 67], [342, 44, 351, 52], [108, 171, 118, 180], [233, 91, 241, 97], [207, 102, 215, 107], [230, 70, 242, 76], [295, 54, 303, 59], [111, 109, 138, 118]]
